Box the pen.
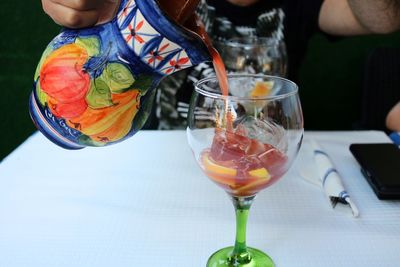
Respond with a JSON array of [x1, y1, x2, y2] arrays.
[[311, 140, 359, 217]]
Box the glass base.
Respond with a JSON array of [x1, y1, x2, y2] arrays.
[[206, 247, 274, 267]]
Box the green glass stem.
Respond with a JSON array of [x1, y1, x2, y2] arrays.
[[229, 195, 256, 265], [206, 195, 274, 267]]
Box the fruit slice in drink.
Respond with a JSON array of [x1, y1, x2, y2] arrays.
[[201, 129, 287, 196], [201, 151, 275, 196]]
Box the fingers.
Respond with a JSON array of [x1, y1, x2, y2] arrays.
[[41, 0, 119, 28], [42, 0, 99, 28]]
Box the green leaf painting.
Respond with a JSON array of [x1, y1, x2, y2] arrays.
[[75, 36, 101, 57], [102, 62, 135, 94], [86, 78, 114, 109], [132, 88, 156, 131]]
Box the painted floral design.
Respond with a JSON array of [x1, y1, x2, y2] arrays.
[[117, 0, 193, 75], [30, 0, 209, 149], [34, 35, 150, 146]]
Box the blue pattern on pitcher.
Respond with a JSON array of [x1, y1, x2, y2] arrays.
[[29, 0, 210, 149]]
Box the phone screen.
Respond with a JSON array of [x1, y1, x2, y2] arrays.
[[350, 143, 400, 199]]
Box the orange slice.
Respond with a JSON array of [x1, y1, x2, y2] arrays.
[[202, 152, 237, 177], [250, 81, 274, 97], [248, 168, 271, 180], [232, 168, 271, 196]]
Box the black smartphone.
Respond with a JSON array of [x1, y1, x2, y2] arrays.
[[349, 143, 400, 200]]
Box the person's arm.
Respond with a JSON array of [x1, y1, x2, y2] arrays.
[[319, 0, 400, 35], [386, 102, 400, 131], [41, 0, 119, 28]]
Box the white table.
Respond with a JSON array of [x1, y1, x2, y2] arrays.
[[0, 130, 399, 267]]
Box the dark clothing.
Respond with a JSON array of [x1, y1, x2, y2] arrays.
[[283, 0, 323, 80], [208, 0, 282, 26], [208, 0, 323, 81]]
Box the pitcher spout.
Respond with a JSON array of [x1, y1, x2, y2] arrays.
[[135, 0, 212, 73]]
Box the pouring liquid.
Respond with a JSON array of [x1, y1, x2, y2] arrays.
[[157, 0, 229, 96]]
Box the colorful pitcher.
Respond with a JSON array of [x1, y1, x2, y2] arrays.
[[29, 0, 209, 149]]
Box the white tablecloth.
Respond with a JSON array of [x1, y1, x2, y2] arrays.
[[0, 130, 399, 267]]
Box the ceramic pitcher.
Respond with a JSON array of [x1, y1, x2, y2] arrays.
[[29, 0, 210, 149]]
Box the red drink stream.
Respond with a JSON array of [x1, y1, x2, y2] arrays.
[[158, 1, 286, 196]]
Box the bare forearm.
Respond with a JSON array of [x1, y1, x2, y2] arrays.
[[347, 0, 400, 33]]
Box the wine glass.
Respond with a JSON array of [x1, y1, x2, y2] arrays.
[[187, 74, 303, 266], [214, 37, 287, 76]]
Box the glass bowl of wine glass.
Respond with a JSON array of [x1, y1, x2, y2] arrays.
[[187, 74, 303, 266]]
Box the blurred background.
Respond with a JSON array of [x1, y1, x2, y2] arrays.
[[1, 1, 400, 160]]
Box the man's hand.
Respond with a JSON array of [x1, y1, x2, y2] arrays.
[[41, 0, 119, 28]]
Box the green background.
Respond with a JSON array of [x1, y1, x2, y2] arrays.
[[1, 1, 400, 160]]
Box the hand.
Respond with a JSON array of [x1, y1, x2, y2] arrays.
[[225, 0, 260, 7], [41, 0, 120, 29], [386, 102, 400, 131]]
